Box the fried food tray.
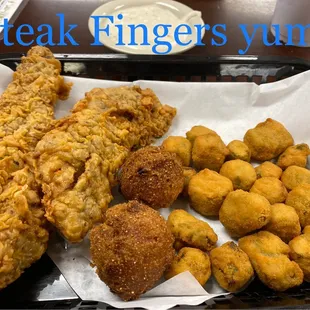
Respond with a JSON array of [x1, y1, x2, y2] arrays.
[[0, 53, 309, 310]]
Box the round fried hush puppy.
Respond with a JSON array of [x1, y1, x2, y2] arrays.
[[90, 201, 175, 301], [243, 118, 294, 161], [192, 134, 229, 172], [286, 184, 310, 228], [167, 209, 218, 251], [165, 247, 211, 286], [277, 143, 310, 170], [239, 231, 304, 291], [255, 161, 282, 179], [186, 125, 217, 144], [250, 177, 288, 205], [219, 190, 271, 237], [304, 226, 310, 235], [289, 232, 310, 282], [182, 167, 197, 197], [162, 136, 192, 166], [188, 169, 233, 216], [263, 203, 301, 243], [281, 166, 310, 190], [220, 159, 257, 191], [120, 146, 183, 209], [227, 140, 251, 162], [210, 242, 254, 292]]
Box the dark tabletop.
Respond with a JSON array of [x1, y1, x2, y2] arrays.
[[0, 0, 309, 59]]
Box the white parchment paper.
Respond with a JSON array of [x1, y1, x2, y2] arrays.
[[1, 65, 310, 310]]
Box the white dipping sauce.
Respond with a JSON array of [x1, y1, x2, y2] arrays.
[[101, 4, 189, 52]]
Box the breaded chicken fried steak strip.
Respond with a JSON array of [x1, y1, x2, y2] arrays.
[[35, 86, 176, 242], [0, 47, 71, 289]]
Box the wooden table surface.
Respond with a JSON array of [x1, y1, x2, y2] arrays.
[[1, 0, 309, 59]]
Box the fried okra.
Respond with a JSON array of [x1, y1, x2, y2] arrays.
[[263, 203, 301, 243], [167, 209, 218, 251], [243, 118, 294, 161], [120, 146, 184, 209], [188, 169, 233, 216], [210, 242, 254, 292], [186, 125, 217, 144], [255, 161, 282, 179], [281, 166, 310, 190], [162, 136, 192, 166], [286, 184, 310, 228], [90, 201, 175, 301], [219, 190, 271, 237], [220, 159, 257, 191], [277, 143, 310, 170], [165, 247, 211, 286], [182, 167, 197, 197], [289, 230, 310, 282], [250, 177, 288, 205], [239, 231, 304, 291], [192, 134, 229, 172], [227, 140, 251, 162]]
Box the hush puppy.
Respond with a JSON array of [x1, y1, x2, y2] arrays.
[[90, 201, 175, 301], [167, 209, 218, 251], [304, 226, 310, 235], [220, 159, 257, 191], [243, 118, 294, 161], [239, 231, 304, 291], [192, 134, 229, 172], [263, 203, 301, 243], [219, 190, 271, 237], [120, 146, 183, 209], [250, 177, 288, 205], [182, 167, 197, 197], [277, 143, 310, 170], [227, 140, 251, 162], [255, 161, 282, 179], [210, 242, 254, 292], [162, 136, 192, 166], [289, 231, 310, 282], [186, 125, 217, 144], [281, 166, 310, 190], [188, 169, 233, 216], [165, 247, 211, 286], [286, 184, 310, 228]]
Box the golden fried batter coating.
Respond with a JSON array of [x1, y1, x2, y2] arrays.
[[304, 226, 310, 235], [220, 159, 257, 191], [90, 201, 175, 301], [162, 136, 192, 166], [239, 231, 303, 291], [219, 190, 271, 237], [210, 242, 254, 292], [227, 140, 251, 162], [192, 134, 229, 172], [167, 209, 218, 251], [289, 231, 310, 282], [263, 203, 301, 243], [277, 144, 310, 170], [243, 118, 294, 161], [250, 177, 288, 205], [165, 247, 211, 286], [182, 167, 197, 197], [188, 169, 233, 216], [286, 184, 310, 228], [281, 166, 310, 190], [186, 126, 217, 144], [255, 161, 282, 179], [120, 146, 183, 210]]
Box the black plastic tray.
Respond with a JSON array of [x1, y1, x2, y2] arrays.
[[0, 53, 309, 310]]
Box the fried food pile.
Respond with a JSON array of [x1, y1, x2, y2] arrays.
[[90, 201, 175, 301], [0, 46, 71, 289], [35, 87, 176, 242]]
